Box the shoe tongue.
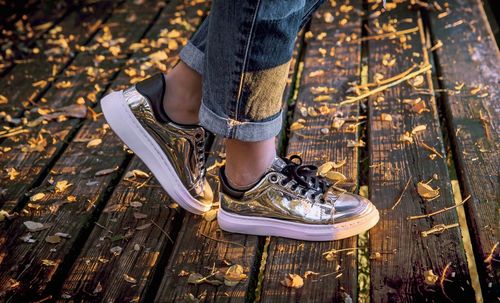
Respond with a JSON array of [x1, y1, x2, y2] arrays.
[[270, 157, 287, 171]]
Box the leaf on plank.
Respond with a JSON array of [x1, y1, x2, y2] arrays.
[[95, 166, 119, 176], [86, 138, 102, 148], [417, 181, 440, 200], [55, 180, 72, 193], [280, 274, 304, 289], [224, 264, 247, 286]]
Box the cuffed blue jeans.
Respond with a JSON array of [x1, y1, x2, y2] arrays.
[[179, 0, 325, 141]]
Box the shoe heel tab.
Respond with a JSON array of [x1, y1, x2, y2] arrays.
[[135, 73, 169, 123], [219, 166, 245, 199]]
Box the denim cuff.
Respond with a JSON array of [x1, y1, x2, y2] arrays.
[[179, 41, 204, 75], [199, 102, 283, 142]]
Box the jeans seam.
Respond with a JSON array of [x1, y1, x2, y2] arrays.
[[234, 0, 262, 122], [300, 0, 322, 29]]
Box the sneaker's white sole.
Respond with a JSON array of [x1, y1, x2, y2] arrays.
[[217, 203, 380, 241], [101, 91, 211, 215]]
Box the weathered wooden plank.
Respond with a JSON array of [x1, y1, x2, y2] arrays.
[[57, 159, 181, 302], [0, 0, 174, 300], [364, 2, 474, 301], [57, 1, 210, 301], [0, 0, 117, 124], [426, 0, 499, 297], [0, 0, 72, 75], [0, 0, 164, 212], [0, 110, 128, 301], [260, 0, 363, 301], [153, 20, 304, 303]]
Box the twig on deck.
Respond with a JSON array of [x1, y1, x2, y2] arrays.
[[94, 222, 113, 234], [419, 141, 444, 158], [357, 64, 417, 90], [484, 242, 499, 264], [339, 64, 432, 106], [407, 195, 471, 220], [420, 223, 459, 237], [199, 232, 246, 248], [150, 219, 174, 244], [390, 177, 413, 210], [353, 27, 419, 42], [439, 262, 453, 302]]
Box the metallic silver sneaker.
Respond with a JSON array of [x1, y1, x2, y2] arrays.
[[101, 73, 213, 214], [217, 156, 379, 241]]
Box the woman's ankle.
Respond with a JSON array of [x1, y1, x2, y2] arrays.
[[224, 138, 276, 190], [163, 62, 202, 124]]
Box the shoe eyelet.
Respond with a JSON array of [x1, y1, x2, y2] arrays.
[[269, 174, 278, 183], [300, 189, 308, 196]]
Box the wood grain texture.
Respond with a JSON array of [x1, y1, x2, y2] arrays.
[[57, 1, 210, 301], [260, 0, 363, 301], [0, 112, 128, 301], [0, 0, 164, 212], [0, 0, 117, 121], [0, 0, 71, 75], [426, 0, 499, 297], [0, 0, 174, 300], [365, 1, 474, 301]]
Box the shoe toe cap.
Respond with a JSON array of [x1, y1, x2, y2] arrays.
[[333, 193, 375, 221]]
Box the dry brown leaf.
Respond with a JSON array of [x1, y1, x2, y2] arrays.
[[178, 270, 190, 277], [304, 271, 320, 278], [280, 274, 304, 289], [42, 104, 87, 120], [0, 210, 10, 222], [103, 204, 121, 213], [187, 273, 205, 284], [400, 132, 414, 144], [224, 264, 247, 286], [41, 259, 57, 266], [110, 246, 123, 256], [93, 282, 103, 294], [313, 95, 332, 102], [408, 75, 425, 87], [290, 122, 305, 131], [332, 117, 345, 130], [417, 181, 440, 200], [411, 125, 427, 135], [24, 221, 47, 232], [124, 169, 150, 179], [381, 113, 392, 121], [123, 274, 137, 284], [423, 269, 438, 285], [309, 70, 325, 78], [325, 171, 347, 183], [95, 167, 119, 176], [203, 209, 218, 222], [133, 212, 148, 219], [136, 223, 152, 230], [6, 167, 19, 180], [45, 235, 61, 244], [67, 195, 77, 202], [55, 180, 72, 193], [130, 201, 143, 208], [0, 94, 8, 104], [87, 138, 102, 148], [30, 192, 45, 202], [347, 139, 366, 148]]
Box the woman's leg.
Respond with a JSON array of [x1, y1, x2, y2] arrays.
[[199, 0, 325, 187], [166, 0, 324, 129]]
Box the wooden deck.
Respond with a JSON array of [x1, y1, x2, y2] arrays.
[[0, 0, 498, 302]]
